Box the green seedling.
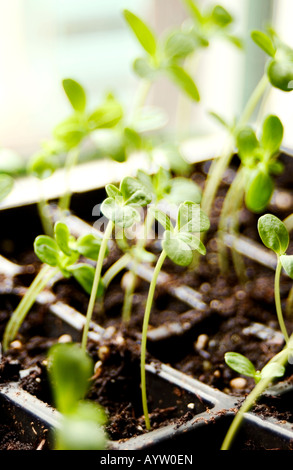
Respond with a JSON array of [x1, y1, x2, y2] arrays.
[[3, 221, 105, 351], [123, 9, 200, 103], [222, 335, 293, 450], [258, 214, 293, 344], [47, 342, 107, 450], [217, 115, 284, 278], [81, 176, 152, 352], [224, 352, 285, 384], [102, 166, 202, 323], [201, 28, 293, 237], [141, 201, 210, 430]]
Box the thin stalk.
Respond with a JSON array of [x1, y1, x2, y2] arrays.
[[37, 179, 54, 237], [102, 253, 131, 289], [221, 338, 292, 450], [3, 265, 59, 351], [130, 80, 152, 125], [58, 146, 80, 212], [121, 210, 155, 324], [81, 220, 113, 352], [141, 250, 167, 430], [217, 167, 246, 277], [275, 257, 290, 344]]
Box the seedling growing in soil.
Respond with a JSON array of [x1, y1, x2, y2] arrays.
[[81, 176, 152, 352], [224, 352, 285, 384], [217, 115, 284, 277], [258, 214, 293, 344], [222, 335, 293, 450], [103, 166, 203, 322], [47, 342, 107, 450], [3, 221, 105, 351], [141, 201, 210, 429], [201, 28, 293, 232]]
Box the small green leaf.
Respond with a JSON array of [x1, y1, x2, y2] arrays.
[[120, 176, 152, 207], [54, 222, 72, 256], [136, 170, 153, 194], [123, 10, 157, 57], [163, 231, 193, 267], [62, 78, 87, 113], [280, 255, 293, 279], [133, 57, 159, 81], [87, 99, 123, 130], [177, 201, 210, 233], [245, 169, 274, 213], [34, 235, 60, 266], [210, 5, 233, 27], [28, 151, 60, 180], [267, 59, 293, 92], [105, 184, 122, 199], [251, 30, 276, 58], [101, 197, 141, 228], [69, 263, 104, 297], [177, 232, 206, 255], [166, 64, 200, 101], [164, 31, 196, 60], [47, 343, 94, 414], [261, 115, 283, 155], [237, 127, 259, 162], [260, 362, 285, 380], [258, 214, 289, 256], [149, 207, 173, 232], [53, 118, 86, 149], [224, 352, 256, 378], [76, 234, 104, 261], [0, 174, 13, 202]]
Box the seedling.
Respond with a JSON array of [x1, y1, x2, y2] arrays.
[[102, 166, 202, 322], [3, 221, 105, 351], [81, 175, 152, 352], [47, 342, 107, 450], [224, 352, 285, 384], [141, 200, 210, 429], [217, 114, 284, 277], [222, 335, 293, 450], [201, 28, 293, 236]]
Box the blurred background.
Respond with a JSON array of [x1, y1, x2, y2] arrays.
[[0, 0, 293, 170]]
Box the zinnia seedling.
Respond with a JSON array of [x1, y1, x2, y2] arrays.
[[258, 214, 293, 344], [47, 342, 107, 450], [3, 221, 105, 351], [217, 115, 284, 278], [141, 201, 210, 430], [224, 352, 285, 384], [81, 175, 152, 352]]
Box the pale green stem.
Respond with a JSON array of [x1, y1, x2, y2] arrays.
[[81, 220, 113, 352], [141, 250, 167, 430], [37, 179, 54, 237], [130, 80, 152, 125], [121, 210, 155, 324], [217, 167, 246, 277], [58, 146, 80, 212], [3, 265, 59, 351], [102, 253, 131, 289], [275, 257, 290, 344], [221, 338, 292, 450]]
